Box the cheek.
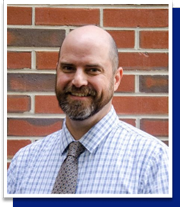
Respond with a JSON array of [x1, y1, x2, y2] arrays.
[[91, 78, 112, 95], [56, 73, 71, 89]]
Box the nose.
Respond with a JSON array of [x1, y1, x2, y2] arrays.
[[72, 68, 88, 88]]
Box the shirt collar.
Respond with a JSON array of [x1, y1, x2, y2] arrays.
[[60, 105, 119, 155]]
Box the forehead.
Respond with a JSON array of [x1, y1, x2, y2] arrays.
[[60, 34, 110, 64]]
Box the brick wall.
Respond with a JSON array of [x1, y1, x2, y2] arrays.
[[7, 4, 169, 168]]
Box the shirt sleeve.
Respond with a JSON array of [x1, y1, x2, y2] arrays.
[[7, 154, 18, 194], [7, 146, 28, 194], [144, 145, 169, 194]]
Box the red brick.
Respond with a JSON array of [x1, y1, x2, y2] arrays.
[[7, 6, 32, 25], [35, 95, 168, 115], [107, 30, 135, 48], [7, 52, 31, 69], [140, 31, 168, 49], [7, 31, 13, 45], [7, 29, 65, 47], [119, 52, 168, 70], [139, 75, 168, 93], [7, 140, 31, 158], [7, 73, 55, 92], [8, 118, 63, 137], [140, 119, 168, 136], [112, 96, 168, 115], [35, 8, 100, 26], [35, 96, 63, 114], [7, 95, 31, 113], [104, 9, 168, 28], [116, 75, 135, 93], [7, 162, 10, 169], [120, 118, 136, 127], [162, 140, 169, 146], [36, 52, 59, 70]]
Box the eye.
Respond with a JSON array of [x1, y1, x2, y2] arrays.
[[86, 68, 101, 75], [61, 64, 75, 73]]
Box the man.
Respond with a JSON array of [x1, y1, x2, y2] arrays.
[[7, 25, 169, 194]]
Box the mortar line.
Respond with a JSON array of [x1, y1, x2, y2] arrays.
[[31, 50, 36, 70], [7, 47, 169, 53], [7, 91, 169, 97], [7, 4, 169, 9], [32, 6, 35, 26], [30, 94, 35, 114], [100, 8, 103, 27], [135, 75, 139, 93], [7, 69, 169, 75], [135, 28, 140, 50], [136, 118, 140, 129], [7, 136, 44, 140], [7, 115, 169, 119], [7, 25, 169, 31]]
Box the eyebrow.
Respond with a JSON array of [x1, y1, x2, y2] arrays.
[[60, 62, 104, 70], [85, 64, 103, 68], [60, 62, 74, 66]]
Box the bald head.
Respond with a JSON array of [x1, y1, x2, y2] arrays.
[[59, 25, 119, 73]]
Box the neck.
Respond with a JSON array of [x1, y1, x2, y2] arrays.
[[65, 103, 112, 140]]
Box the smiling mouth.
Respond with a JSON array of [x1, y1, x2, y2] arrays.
[[65, 89, 96, 97], [70, 92, 91, 97]]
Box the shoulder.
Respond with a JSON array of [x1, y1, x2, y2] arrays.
[[11, 129, 63, 164], [7, 129, 63, 194], [113, 120, 169, 182], [114, 119, 169, 157]]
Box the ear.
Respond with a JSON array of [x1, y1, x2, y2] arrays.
[[114, 67, 123, 91]]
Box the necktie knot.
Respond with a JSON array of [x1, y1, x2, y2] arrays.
[[68, 142, 85, 158]]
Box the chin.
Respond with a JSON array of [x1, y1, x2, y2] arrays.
[[67, 108, 95, 121]]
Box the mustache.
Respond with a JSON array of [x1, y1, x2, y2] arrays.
[[64, 85, 97, 96]]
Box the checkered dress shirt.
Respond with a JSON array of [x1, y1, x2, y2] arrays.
[[7, 106, 169, 194]]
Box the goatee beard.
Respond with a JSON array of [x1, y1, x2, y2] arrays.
[[58, 98, 97, 121], [55, 84, 114, 121], [56, 85, 99, 121]]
